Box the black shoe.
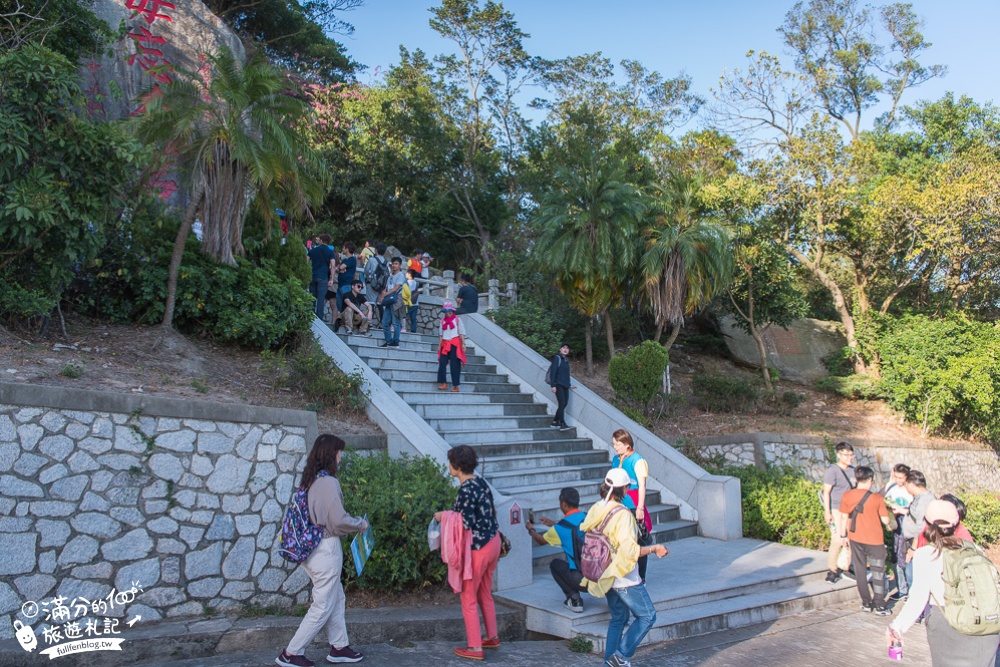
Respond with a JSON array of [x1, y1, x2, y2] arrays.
[[559, 424, 572, 431], [860, 602, 874, 612], [550, 421, 560, 428], [379, 342, 390, 347], [389, 341, 400, 347], [825, 571, 842, 584], [874, 606, 892, 617], [841, 569, 856, 582]]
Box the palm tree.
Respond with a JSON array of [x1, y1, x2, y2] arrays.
[[135, 47, 326, 328], [642, 173, 733, 349], [533, 156, 644, 374]]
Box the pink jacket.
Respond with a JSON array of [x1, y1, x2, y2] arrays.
[[439, 510, 473, 593]]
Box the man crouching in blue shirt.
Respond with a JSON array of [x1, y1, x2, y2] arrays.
[[525, 487, 587, 612]]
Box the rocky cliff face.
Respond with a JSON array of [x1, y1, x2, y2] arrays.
[[86, 0, 245, 121], [81, 1, 245, 204]]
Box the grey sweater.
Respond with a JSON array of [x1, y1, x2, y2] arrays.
[[902, 490, 935, 539], [307, 475, 366, 539]]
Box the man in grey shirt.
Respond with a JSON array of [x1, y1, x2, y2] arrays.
[[900, 469, 935, 594], [821, 441, 856, 583], [379, 257, 406, 348]]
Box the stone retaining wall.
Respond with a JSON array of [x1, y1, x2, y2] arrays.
[[0, 383, 325, 639], [687, 432, 1000, 493]]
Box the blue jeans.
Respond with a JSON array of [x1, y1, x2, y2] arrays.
[[309, 279, 328, 319], [406, 305, 419, 333], [604, 584, 656, 662], [381, 304, 401, 344]]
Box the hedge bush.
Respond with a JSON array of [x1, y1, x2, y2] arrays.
[[338, 451, 455, 592], [715, 464, 828, 550], [72, 217, 312, 349], [260, 339, 366, 412], [875, 314, 1000, 440], [487, 302, 565, 358], [815, 374, 882, 400], [609, 340, 669, 418], [692, 373, 762, 413], [962, 491, 1000, 546]]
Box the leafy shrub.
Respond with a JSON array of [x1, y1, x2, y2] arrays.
[[338, 451, 455, 591], [821, 346, 855, 377], [962, 491, 1000, 546], [73, 216, 312, 350], [211, 261, 313, 349], [487, 302, 565, 358], [260, 340, 366, 411], [0, 269, 57, 321], [714, 464, 827, 550], [567, 636, 594, 653], [815, 374, 882, 400], [692, 373, 761, 413], [875, 314, 1000, 440], [609, 341, 669, 418]]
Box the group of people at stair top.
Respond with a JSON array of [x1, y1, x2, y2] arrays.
[[821, 440, 998, 667], [524, 428, 666, 667], [304, 236, 438, 339]]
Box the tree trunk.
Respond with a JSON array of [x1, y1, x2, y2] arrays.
[[162, 180, 205, 329], [603, 309, 615, 360], [751, 325, 772, 392], [653, 322, 663, 343], [787, 246, 866, 374], [663, 322, 681, 351], [584, 318, 594, 376]]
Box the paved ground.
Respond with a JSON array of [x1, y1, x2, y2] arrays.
[[141, 600, 999, 667]]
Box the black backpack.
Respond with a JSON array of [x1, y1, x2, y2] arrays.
[[557, 517, 585, 570], [369, 257, 389, 292]]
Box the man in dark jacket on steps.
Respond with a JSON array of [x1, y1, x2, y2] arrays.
[[547, 343, 574, 431]]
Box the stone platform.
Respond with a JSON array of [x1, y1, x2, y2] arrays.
[[496, 536, 857, 652]]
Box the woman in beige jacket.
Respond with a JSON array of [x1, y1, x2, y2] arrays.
[[277, 435, 368, 667]]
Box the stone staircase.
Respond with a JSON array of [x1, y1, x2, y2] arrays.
[[340, 330, 699, 565]]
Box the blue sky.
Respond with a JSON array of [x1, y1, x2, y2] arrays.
[[339, 0, 997, 131]]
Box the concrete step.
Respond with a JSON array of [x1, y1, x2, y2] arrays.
[[387, 379, 522, 394], [469, 439, 599, 458], [525, 499, 676, 527], [494, 480, 665, 509], [439, 426, 578, 445], [415, 403, 549, 418], [475, 449, 610, 473], [497, 537, 858, 649], [375, 368, 509, 384], [367, 358, 498, 375], [396, 391, 536, 405], [346, 334, 478, 355], [350, 346, 487, 366], [426, 415, 556, 431], [485, 462, 609, 488]]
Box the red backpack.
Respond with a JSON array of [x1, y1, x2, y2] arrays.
[[580, 505, 628, 581]]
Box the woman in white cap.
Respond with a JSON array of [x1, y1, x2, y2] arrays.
[[580, 467, 669, 667], [436, 301, 466, 392], [887, 499, 1000, 666]]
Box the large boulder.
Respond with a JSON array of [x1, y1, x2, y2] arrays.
[[720, 316, 847, 383], [86, 0, 245, 121]]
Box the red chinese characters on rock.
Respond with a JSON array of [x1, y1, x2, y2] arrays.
[[125, 0, 176, 25], [127, 26, 172, 83], [122, 0, 178, 198]]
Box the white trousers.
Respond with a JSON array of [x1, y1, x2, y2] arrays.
[[286, 537, 349, 655]]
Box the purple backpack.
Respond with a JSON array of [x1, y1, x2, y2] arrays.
[[580, 505, 627, 581], [278, 470, 328, 563]]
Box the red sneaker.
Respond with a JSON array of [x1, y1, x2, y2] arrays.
[[482, 636, 500, 649], [454, 647, 484, 660]]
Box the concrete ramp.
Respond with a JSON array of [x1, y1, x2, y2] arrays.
[[496, 536, 856, 651]]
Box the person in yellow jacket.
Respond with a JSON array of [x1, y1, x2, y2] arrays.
[[581, 468, 668, 667]]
